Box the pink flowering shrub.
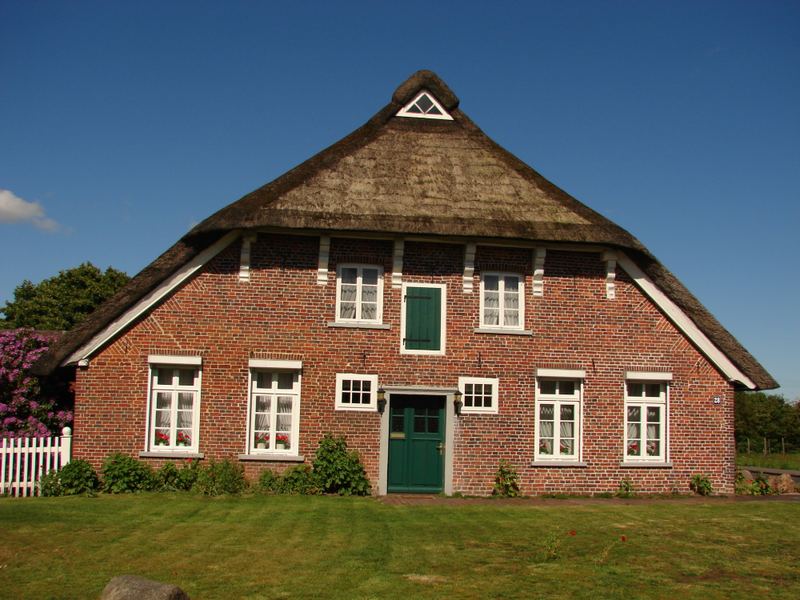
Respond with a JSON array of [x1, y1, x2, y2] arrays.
[[0, 329, 72, 438]]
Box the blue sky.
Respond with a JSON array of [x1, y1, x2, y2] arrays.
[[1, 1, 798, 400]]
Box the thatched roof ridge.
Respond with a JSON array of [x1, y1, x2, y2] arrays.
[[33, 70, 777, 389]]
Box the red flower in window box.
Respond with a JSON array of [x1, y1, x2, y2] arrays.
[[155, 431, 170, 446], [276, 434, 290, 450], [176, 431, 191, 447], [627, 441, 639, 455]]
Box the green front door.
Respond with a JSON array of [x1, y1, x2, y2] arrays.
[[388, 395, 445, 493]]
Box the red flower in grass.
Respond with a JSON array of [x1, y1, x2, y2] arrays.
[[620, 535, 627, 542], [568, 530, 577, 536]]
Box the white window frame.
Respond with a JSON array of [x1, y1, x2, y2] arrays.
[[534, 377, 583, 463], [335, 373, 379, 411], [623, 379, 669, 463], [146, 358, 202, 454], [458, 376, 499, 414], [247, 366, 302, 456], [335, 264, 384, 324], [479, 272, 525, 330]]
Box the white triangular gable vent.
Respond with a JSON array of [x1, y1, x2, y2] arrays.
[[396, 90, 453, 120]]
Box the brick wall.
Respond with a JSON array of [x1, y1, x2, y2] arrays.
[[73, 233, 736, 494]]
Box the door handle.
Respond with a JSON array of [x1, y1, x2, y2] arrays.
[[436, 442, 445, 455]]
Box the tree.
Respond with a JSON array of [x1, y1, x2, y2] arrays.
[[0, 329, 72, 438], [735, 391, 800, 454], [0, 263, 129, 331]]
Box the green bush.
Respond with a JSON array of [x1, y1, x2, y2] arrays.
[[192, 459, 248, 496], [312, 434, 370, 496], [157, 459, 200, 492], [278, 465, 320, 495], [689, 474, 713, 496], [257, 468, 280, 493], [39, 460, 100, 496], [617, 478, 635, 498], [258, 466, 320, 495], [492, 460, 521, 497], [102, 453, 157, 493]]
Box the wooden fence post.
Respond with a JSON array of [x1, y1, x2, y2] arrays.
[[60, 427, 72, 467]]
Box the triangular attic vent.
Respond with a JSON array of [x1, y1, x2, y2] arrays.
[[396, 90, 453, 120]]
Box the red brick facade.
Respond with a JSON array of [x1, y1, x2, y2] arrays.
[[73, 233, 735, 495]]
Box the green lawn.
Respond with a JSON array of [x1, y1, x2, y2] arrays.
[[737, 452, 800, 471], [1, 494, 799, 599]]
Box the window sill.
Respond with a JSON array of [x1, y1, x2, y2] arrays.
[[139, 451, 204, 459], [335, 406, 377, 412], [327, 322, 391, 330], [530, 461, 588, 468], [460, 410, 499, 416], [238, 453, 305, 462], [620, 461, 673, 469], [474, 327, 533, 336]]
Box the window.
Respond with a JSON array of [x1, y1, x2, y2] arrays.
[[396, 90, 453, 121], [624, 380, 668, 462], [249, 369, 301, 454], [480, 273, 524, 329], [336, 264, 383, 324], [535, 378, 582, 462], [336, 374, 378, 411], [148, 361, 201, 453], [458, 377, 499, 414]]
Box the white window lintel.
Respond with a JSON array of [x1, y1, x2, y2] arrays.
[[536, 368, 585, 379], [148, 355, 202, 366], [625, 371, 673, 381], [248, 359, 303, 370]]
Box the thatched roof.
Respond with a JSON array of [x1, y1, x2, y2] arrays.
[[34, 70, 777, 389]]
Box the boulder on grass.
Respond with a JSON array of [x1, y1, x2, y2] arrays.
[[100, 575, 190, 600]]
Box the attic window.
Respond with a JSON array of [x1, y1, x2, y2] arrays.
[[397, 91, 453, 121]]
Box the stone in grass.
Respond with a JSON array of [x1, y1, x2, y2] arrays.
[[100, 575, 190, 600]]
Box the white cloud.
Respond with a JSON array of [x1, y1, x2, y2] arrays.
[[0, 189, 60, 231]]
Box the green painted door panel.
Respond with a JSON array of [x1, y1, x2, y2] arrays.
[[388, 396, 445, 493], [404, 287, 441, 351]]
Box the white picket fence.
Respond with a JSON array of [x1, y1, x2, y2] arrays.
[[0, 427, 72, 497]]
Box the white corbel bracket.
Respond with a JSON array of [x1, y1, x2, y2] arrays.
[[603, 250, 617, 299], [317, 236, 331, 285], [532, 248, 546, 297], [463, 243, 476, 293], [238, 233, 257, 282], [392, 240, 404, 288]]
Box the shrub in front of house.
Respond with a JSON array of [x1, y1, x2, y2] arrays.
[[39, 459, 100, 496], [492, 460, 521, 497], [157, 460, 200, 492], [102, 453, 158, 493], [689, 474, 713, 496], [312, 434, 370, 496], [192, 459, 248, 496]]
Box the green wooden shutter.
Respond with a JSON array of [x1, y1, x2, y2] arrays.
[[404, 287, 441, 351]]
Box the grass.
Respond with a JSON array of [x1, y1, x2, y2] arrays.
[[737, 452, 800, 471], [1, 494, 799, 599]]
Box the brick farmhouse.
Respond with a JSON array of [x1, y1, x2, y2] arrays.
[[37, 71, 777, 495]]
